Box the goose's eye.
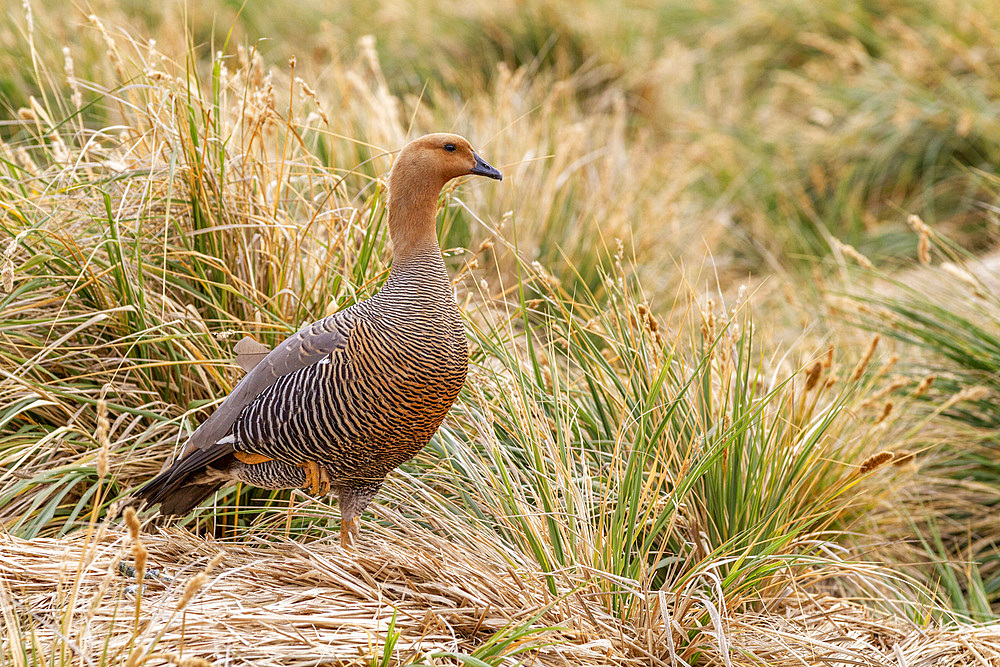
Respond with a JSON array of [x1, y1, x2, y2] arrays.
[[444, 143, 456, 152]]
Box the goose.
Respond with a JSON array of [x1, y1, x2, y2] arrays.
[[135, 133, 502, 548]]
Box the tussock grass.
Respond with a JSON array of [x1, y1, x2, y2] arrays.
[[834, 227, 1000, 621], [13, 0, 1000, 276], [2, 1, 1000, 664]]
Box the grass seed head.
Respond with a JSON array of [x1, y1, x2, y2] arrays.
[[907, 214, 933, 264], [859, 451, 894, 474], [178, 572, 209, 610], [95, 395, 110, 478], [849, 335, 880, 382], [875, 400, 894, 424], [205, 551, 226, 574], [868, 377, 909, 403], [132, 542, 147, 581], [296, 77, 330, 126], [913, 374, 936, 398], [954, 386, 991, 403], [122, 507, 148, 579], [87, 14, 125, 80], [834, 238, 874, 270], [638, 302, 661, 341], [804, 360, 824, 391], [917, 233, 931, 265], [1, 262, 12, 293], [21, 0, 33, 33], [878, 353, 899, 377], [62, 46, 83, 108], [476, 237, 494, 254], [939, 262, 981, 292], [123, 506, 140, 541], [96, 447, 110, 480]]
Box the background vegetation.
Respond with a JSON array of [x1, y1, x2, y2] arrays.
[[1, 0, 998, 664]]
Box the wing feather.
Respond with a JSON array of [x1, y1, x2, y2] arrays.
[[233, 336, 271, 372], [180, 313, 351, 459]]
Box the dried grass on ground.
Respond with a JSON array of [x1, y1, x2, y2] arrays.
[[1, 524, 630, 666], [3, 523, 1000, 666]]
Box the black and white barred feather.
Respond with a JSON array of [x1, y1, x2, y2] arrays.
[[134, 249, 468, 514]]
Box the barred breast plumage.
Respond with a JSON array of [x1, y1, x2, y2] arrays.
[[133, 133, 502, 547], [233, 260, 467, 479]]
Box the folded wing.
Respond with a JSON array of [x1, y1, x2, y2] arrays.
[[133, 313, 353, 514]]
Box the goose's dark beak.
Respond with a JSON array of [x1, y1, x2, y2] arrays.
[[470, 152, 502, 180]]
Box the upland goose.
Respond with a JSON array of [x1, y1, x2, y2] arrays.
[[135, 134, 502, 547]]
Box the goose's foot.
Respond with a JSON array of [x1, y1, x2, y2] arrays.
[[298, 460, 330, 496], [340, 515, 361, 550]]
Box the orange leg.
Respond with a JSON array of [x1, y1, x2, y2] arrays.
[[340, 516, 361, 550]]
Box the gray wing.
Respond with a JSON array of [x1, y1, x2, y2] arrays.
[[180, 313, 351, 459]]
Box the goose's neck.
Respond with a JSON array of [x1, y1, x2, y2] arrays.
[[387, 170, 447, 273]]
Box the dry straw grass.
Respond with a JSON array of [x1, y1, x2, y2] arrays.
[[0, 524, 627, 665], [0, 509, 678, 666], [3, 522, 1000, 666]]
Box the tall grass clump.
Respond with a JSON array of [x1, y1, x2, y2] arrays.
[[0, 14, 413, 537], [358, 235, 917, 658], [838, 220, 1000, 618]]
